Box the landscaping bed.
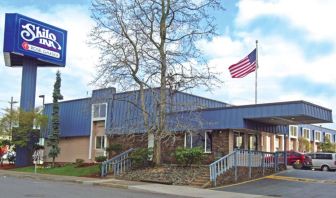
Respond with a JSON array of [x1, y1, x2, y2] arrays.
[[0, 163, 15, 170], [116, 165, 208, 185]]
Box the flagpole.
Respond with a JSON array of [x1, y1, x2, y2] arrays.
[[255, 40, 258, 104]]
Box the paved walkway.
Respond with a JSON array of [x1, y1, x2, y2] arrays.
[[0, 170, 271, 198]]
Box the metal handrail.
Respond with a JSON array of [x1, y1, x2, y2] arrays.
[[101, 148, 134, 177], [209, 149, 285, 186], [209, 151, 236, 186]]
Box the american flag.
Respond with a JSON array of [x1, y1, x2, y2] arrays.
[[228, 49, 257, 78]]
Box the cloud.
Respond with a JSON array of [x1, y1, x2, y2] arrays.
[[236, 0, 336, 42], [198, 0, 336, 128]]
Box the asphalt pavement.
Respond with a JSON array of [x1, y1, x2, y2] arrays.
[[214, 169, 336, 198], [0, 169, 271, 198]]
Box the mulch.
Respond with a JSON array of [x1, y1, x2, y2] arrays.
[[0, 164, 15, 170]]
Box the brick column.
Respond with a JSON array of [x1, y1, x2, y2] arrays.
[[244, 132, 248, 150], [228, 130, 234, 153], [279, 136, 284, 151], [270, 134, 275, 152], [285, 136, 290, 151]]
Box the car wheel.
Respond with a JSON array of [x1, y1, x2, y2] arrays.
[[321, 165, 329, 171]]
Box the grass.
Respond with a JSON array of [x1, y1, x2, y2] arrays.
[[13, 164, 100, 177]]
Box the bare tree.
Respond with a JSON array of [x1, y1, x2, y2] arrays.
[[90, 0, 223, 164]]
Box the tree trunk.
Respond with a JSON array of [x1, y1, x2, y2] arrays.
[[52, 157, 55, 168], [153, 137, 161, 165]]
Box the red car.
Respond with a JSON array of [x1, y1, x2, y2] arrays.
[[283, 151, 312, 168]]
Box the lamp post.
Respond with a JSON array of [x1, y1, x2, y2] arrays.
[[9, 97, 18, 139], [38, 95, 45, 109], [38, 95, 45, 146]]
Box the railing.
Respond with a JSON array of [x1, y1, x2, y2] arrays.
[[209, 149, 285, 186], [209, 151, 236, 187], [101, 148, 134, 177]]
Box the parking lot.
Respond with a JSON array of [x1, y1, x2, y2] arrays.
[[213, 169, 336, 198]]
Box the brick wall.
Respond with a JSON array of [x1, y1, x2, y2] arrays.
[[108, 130, 233, 164]]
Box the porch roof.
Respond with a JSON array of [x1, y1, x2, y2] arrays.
[[169, 101, 333, 134]]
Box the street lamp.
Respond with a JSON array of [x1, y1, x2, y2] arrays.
[[9, 97, 18, 139], [38, 95, 45, 147], [38, 95, 45, 109]]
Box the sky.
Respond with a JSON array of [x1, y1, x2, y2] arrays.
[[0, 0, 335, 129]]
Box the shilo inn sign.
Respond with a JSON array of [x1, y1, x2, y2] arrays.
[[3, 13, 67, 67]]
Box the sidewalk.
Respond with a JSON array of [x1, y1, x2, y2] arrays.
[[0, 169, 271, 198]]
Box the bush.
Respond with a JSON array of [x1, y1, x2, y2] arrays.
[[129, 147, 153, 168], [174, 147, 204, 166], [106, 144, 122, 153], [75, 158, 85, 167], [95, 156, 107, 163]]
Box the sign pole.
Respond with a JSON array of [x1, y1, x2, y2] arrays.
[[255, 40, 259, 104], [16, 58, 38, 167]]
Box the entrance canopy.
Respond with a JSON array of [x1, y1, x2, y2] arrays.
[[170, 101, 333, 134]]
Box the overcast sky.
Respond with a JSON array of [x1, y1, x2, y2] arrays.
[[0, 0, 335, 128]]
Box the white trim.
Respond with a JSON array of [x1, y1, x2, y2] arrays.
[[289, 125, 298, 139], [89, 103, 108, 160], [302, 128, 310, 140], [204, 131, 212, 153], [88, 105, 94, 160], [315, 131, 321, 142], [95, 135, 105, 150], [104, 135, 107, 156]]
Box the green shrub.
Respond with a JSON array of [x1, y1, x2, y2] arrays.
[[129, 147, 153, 168], [174, 147, 204, 166], [95, 156, 107, 163], [106, 144, 123, 154], [75, 158, 85, 167]]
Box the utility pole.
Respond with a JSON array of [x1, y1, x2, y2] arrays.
[[9, 97, 18, 138]]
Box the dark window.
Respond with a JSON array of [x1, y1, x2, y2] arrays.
[[316, 154, 332, 160], [96, 136, 105, 149]]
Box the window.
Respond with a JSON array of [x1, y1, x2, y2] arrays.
[[95, 136, 105, 149], [289, 125, 298, 137], [184, 131, 212, 153], [303, 128, 310, 139], [93, 103, 107, 120], [234, 132, 244, 149], [325, 133, 332, 142], [315, 131, 321, 142], [315, 153, 332, 160]]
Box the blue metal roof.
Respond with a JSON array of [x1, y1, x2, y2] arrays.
[[168, 101, 333, 134], [43, 98, 91, 137], [43, 87, 333, 137], [107, 89, 228, 134], [43, 88, 228, 137]]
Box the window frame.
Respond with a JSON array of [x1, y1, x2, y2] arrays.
[[95, 135, 106, 150], [315, 131, 321, 142], [92, 103, 107, 121], [289, 125, 298, 138], [302, 128, 310, 140], [184, 131, 212, 153], [325, 133, 332, 142]]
